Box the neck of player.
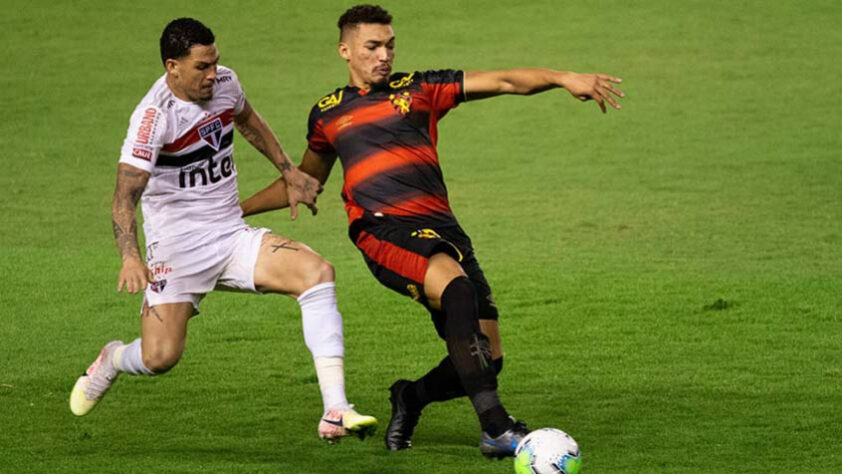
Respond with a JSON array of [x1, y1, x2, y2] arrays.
[[166, 75, 193, 102], [347, 71, 376, 93]]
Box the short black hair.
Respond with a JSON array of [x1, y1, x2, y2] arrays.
[[159, 18, 215, 66], [337, 4, 392, 39]]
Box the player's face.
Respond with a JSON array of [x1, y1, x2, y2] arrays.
[[166, 43, 219, 102], [339, 23, 395, 87]]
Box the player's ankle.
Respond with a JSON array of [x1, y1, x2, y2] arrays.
[[401, 380, 425, 412], [111, 344, 127, 371], [478, 404, 513, 437]]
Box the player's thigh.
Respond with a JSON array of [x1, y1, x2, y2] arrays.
[[252, 233, 332, 297], [423, 252, 468, 310], [140, 301, 194, 371]]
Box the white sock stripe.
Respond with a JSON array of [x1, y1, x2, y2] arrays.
[[112, 345, 127, 370], [314, 356, 349, 412]]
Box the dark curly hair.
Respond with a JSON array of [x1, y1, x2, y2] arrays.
[[160, 18, 215, 66], [337, 4, 392, 40]]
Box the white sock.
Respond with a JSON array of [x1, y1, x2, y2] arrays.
[[298, 282, 348, 411], [112, 338, 154, 375], [314, 356, 349, 412], [298, 282, 345, 358]]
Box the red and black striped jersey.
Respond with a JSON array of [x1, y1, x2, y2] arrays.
[[307, 69, 465, 227]]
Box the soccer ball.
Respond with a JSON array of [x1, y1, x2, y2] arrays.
[[514, 428, 582, 474]]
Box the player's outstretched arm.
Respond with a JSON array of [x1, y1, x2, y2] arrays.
[[240, 148, 337, 217], [234, 100, 323, 220], [464, 69, 624, 113], [112, 163, 154, 293]]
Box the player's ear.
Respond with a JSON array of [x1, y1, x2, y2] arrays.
[[338, 42, 351, 61], [165, 58, 179, 77]]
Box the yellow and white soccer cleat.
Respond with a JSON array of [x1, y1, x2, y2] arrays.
[[69, 340, 122, 416], [318, 405, 378, 443]]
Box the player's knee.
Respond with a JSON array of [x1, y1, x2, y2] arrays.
[[300, 256, 335, 291], [441, 277, 480, 338], [142, 342, 183, 374], [314, 258, 335, 284], [425, 253, 467, 306]]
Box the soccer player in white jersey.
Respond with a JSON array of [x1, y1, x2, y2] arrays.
[[68, 18, 377, 443]]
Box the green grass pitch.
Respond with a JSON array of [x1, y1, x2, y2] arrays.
[[2, 1, 841, 472]]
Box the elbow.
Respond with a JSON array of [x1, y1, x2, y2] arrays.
[[498, 79, 520, 95], [500, 80, 537, 96]]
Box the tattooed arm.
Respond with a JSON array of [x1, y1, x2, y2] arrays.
[[234, 100, 322, 220], [112, 163, 154, 293]]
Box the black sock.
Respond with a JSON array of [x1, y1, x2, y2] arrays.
[[409, 356, 504, 411], [478, 405, 512, 438], [440, 277, 510, 436], [405, 356, 461, 411]]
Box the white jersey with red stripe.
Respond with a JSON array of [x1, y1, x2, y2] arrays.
[[118, 65, 246, 242]]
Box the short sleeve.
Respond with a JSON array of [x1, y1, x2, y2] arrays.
[[231, 76, 246, 115], [222, 67, 246, 115], [306, 105, 335, 155], [419, 69, 465, 113], [118, 105, 168, 172]]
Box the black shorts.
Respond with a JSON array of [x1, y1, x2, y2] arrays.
[[349, 213, 498, 338]]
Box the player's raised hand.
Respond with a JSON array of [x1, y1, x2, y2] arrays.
[[117, 257, 153, 294], [283, 166, 323, 220], [560, 73, 624, 113]]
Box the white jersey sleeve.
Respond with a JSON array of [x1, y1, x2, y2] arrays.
[[118, 104, 169, 172], [227, 69, 246, 115]]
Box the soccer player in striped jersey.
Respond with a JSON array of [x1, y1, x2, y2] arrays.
[[68, 18, 377, 443], [240, 4, 624, 457]]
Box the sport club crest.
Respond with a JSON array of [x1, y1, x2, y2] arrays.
[[149, 279, 167, 293], [198, 117, 224, 151], [389, 91, 412, 116]]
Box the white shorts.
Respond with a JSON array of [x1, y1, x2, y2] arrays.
[[143, 225, 270, 312]]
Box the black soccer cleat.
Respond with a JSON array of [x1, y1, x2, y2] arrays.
[[385, 379, 422, 451], [479, 418, 530, 459]]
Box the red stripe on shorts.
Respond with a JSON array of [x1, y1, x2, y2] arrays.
[[355, 230, 428, 284]]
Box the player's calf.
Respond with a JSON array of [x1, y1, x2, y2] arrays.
[[298, 283, 379, 442]]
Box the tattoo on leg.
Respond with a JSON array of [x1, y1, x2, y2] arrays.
[[142, 304, 163, 322], [469, 334, 492, 370], [271, 240, 299, 252]]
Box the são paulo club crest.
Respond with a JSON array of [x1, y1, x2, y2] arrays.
[[198, 117, 224, 151], [149, 279, 167, 293]]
